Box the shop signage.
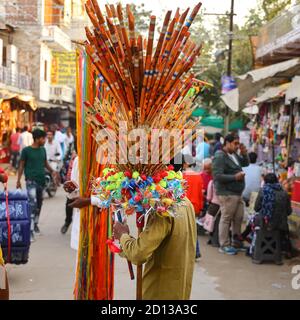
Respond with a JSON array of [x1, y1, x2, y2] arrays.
[[51, 51, 76, 87], [221, 75, 237, 94]]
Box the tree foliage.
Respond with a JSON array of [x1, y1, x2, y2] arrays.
[[260, 0, 291, 21]]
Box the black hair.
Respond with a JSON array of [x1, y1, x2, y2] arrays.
[[47, 129, 55, 136], [23, 126, 28, 132], [33, 129, 46, 141], [264, 173, 278, 184], [16, 127, 22, 133], [223, 134, 238, 146], [215, 133, 222, 141], [248, 152, 257, 164]]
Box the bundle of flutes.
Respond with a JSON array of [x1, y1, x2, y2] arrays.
[[84, 1, 203, 173]]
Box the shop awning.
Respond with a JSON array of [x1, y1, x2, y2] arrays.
[[200, 115, 244, 130], [221, 58, 300, 112], [254, 82, 290, 104], [0, 89, 37, 110], [285, 76, 300, 103]]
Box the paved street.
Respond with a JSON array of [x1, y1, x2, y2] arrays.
[[4, 176, 300, 300]]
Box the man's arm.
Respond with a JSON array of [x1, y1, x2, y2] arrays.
[[17, 160, 25, 189], [118, 214, 172, 265]]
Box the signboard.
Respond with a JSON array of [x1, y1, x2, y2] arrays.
[[51, 51, 76, 87], [221, 75, 237, 94]]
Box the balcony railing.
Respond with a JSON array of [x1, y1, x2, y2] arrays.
[[41, 25, 72, 52], [0, 65, 34, 91], [49, 85, 74, 104], [256, 4, 300, 60]]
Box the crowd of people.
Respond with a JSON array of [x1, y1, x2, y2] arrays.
[[7, 125, 76, 242], [181, 132, 293, 259]]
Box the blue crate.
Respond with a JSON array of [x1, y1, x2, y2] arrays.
[[0, 190, 31, 264]]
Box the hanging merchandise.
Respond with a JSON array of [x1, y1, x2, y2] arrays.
[[76, 1, 203, 300]]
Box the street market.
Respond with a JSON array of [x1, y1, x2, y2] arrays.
[[0, 0, 300, 303]]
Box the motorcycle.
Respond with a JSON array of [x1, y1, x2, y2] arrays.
[[44, 169, 57, 198], [44, 153, 62, 198]]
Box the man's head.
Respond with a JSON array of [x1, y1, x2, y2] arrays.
[[183, 154, 196, 170], [16, 127, 22, 133], [223, 134, 240, 154], [23, 126, 28, 132], [33, 129, 46, 146], [203, 158, 212, 174], [264, 173, 278, 185], [249, 152, 257, 164], [47, 130, 55, 143]]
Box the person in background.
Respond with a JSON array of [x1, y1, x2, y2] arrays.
[[182, 154, 204, 261], [212, 134, 249, 255], [61, 143, 78, 235], [213, 133, 223, 155], [19, 126, 33, 151], [195, 134, 210, 165], [17, 129, 58, 242], [241, 173, 292, 258], [54, 125, 67, 159], [45, 130, 63, 173], [65, 127, 74, 157], [200, 158, 213, 194], [242, 152, 262, 205], [206, 179, 221, 246], [10, 128, 21, 170]]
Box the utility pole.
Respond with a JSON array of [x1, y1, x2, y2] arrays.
[[224, 0, 235, 134]]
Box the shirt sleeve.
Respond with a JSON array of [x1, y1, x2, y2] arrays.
[[119, 214, 172, 265]]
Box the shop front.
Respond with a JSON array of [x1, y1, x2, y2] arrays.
[[0, 91, 36, 163]]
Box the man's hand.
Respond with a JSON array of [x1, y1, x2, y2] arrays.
[[235, 172, 245, 181], [113, 222, 130, 241], [68, 197, 91, 209], [16, 180, 22, 189]]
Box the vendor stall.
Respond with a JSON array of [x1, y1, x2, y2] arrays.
[[0, 92, 36, 163]]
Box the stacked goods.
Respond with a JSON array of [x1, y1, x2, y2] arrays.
[[84, 1, 203, 176]]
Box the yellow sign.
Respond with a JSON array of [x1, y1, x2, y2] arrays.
[[51, 51, 76, 86]]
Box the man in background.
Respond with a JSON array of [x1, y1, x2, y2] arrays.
[[212, 134, 249, 255], [19, 126, 33, 151], [10, 128, 21, 170], [242, 152, 262, 205], [17, 129, 58, 241]]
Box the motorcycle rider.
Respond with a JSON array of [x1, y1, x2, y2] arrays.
[[45, 130, 63, 175]]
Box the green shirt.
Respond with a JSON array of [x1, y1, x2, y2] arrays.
[[21, 146, 47, 186]]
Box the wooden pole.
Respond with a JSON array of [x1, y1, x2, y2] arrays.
[[286, 98, 295, 167], [136, 212, 145, 300]]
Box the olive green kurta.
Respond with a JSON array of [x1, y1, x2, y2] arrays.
[[120, 198, 196, 300]]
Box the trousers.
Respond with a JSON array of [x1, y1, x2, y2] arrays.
[[26, 180, 44, 232], [218, 195, 244, 247]]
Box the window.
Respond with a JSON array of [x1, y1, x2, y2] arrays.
[[44, 60, 48, 81]]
